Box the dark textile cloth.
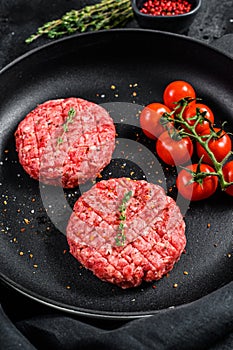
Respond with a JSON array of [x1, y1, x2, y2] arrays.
[[1, 282, 233, 350], [1, 1, 233, 349]]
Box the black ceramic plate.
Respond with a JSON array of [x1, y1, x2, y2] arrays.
[[0, 29, 233, 319]]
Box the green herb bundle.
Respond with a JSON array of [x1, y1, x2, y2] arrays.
[[26, 0, 133, 44]]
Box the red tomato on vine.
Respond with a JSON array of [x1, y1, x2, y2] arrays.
[[176, 163, 218, 201], [222, 161, 233, 196], [139, 103, 172, 139], [196, 128, 232, 165], [183, 103, 214, 135], [163, 80, 196, 110], [156, 129, 193, 166]]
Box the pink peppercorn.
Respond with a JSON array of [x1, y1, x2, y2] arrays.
[[140, 0, 192, 16]]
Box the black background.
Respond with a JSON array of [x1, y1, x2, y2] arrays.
[[0, 0, 233, 70], [1, 1, 233, 349]]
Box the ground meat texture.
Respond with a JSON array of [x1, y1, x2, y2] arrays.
[[14, 98, 116, 188], [67, 177, 186, 289]]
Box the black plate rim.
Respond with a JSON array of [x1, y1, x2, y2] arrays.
[[0, 28, 233, 75], [2, 273, 232, 320], [1, 28, 233, 320]]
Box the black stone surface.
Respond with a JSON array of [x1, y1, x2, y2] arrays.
[[0, 0, 233, 71]]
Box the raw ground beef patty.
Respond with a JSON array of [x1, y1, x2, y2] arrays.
[[67, 177, 186, 289], [14, 97, 116, 188]]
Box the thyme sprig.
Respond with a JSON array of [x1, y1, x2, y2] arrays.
[[25, 0, 133, 44], [57, 107, 76, 146], [163, 98, 233, 191], [115, 190, 132, 247]]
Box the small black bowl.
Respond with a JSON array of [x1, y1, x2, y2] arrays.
[[131, 0, 202, 34]]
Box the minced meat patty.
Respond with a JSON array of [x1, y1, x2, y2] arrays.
[[15, 97, 116, 188], [67, 177, 186, 289]]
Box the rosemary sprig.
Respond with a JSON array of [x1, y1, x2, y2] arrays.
[[57, 107, 76, 146], [115, 190, 132, 247], [25, 0, 134, 44]]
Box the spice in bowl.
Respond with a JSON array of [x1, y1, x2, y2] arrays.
[[140, 0, 193, 16], [131, 0, 201, 33]]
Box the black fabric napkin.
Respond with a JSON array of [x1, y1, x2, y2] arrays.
[[1, 282, 233, 350], [1, 1, 233, 349]]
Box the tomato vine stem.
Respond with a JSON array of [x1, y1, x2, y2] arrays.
[[164, 98, 233, 190]]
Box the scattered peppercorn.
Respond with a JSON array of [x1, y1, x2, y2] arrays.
[[140, 0, 192, 16]]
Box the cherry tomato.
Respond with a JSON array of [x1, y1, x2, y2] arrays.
[[139, 103, 172, 139], [222, 160, 233, 196], [182, 103, 214, 135], [156, 129, 193, 166], [163, 80, 196, 110], [176, 163, 218, 201], [196, 128, 232, 165]]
